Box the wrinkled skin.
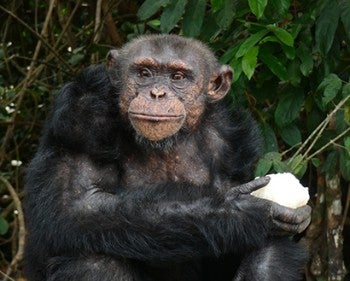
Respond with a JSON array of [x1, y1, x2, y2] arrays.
[[23, 35, 311, 281]]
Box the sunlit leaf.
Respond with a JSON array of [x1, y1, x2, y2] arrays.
[[248, 0, 268, 19], [267, 25, 294, 46], [242, 46, 259, 79], [220, 44, 240, 64], [236, 29, 269, 58], [230, 58, 243, 83]]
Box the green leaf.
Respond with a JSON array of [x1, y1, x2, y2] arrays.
[[242, 46, 259, 80], [317, 74, 342, 106], [236, 29, 269, 58], [211, 0, 225, 12], [255, 157, 273, 177], [288, 155, 307, 177], [270, 0, 291, 15], [259, 35, 279, 44], [137, 0, 170, 20], [273, 160, 290, 173], [147, 19, 161, 29], [322, 151, 338, 176], [281, 45, 295, 60], [199, 14, 220, 41], [340, 150, 350, 181], [280, 124, 302, 147], [68, 53, 84, 66], [259, 49, 288, 81], [311, 158, 322, 168], [264, 151, 282, 162], [182, 0, 206, 37], [214, 0, 236, 30], [297, 45, 314, 76], [274, 93, 304, 127], [267, 25, 294, 46], [260, 123, 278, 152], [315, 0, 341, 55], [248, 0, 268, 19], [342, 83, 350, 98], [220, 44, 240, 64], [345, 105, 350, 125], [160, 0, 188, 33], [257, 151, 284, 174], [0, 217, 9, 235], [340, 0, 350, 40], [345, 136, 350, 156], [230, 58, 243, 83], [343, 84, 350, 124]]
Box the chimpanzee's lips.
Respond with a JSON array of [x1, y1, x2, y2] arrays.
[[129, 112, 184, 121]]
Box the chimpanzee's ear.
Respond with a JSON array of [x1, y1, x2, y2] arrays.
[[106, 49, 119, 70], [207, 65, 233, 102], [106, 49, 120, 86]]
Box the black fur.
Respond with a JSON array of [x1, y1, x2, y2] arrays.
[[24, 36, 309, 281]]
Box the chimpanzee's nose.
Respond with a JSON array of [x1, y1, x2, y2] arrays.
[[150, 87, 167, 99]]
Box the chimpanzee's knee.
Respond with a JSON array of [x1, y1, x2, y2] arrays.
[[233, 238, 308, 281]]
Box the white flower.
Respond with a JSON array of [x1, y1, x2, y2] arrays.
[[5, 106, 15, 114], [11, 160, 23, 167]]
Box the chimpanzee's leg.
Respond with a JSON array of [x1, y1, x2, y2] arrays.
[[233, 238, 308, 281], [46, 255, 141, 281]]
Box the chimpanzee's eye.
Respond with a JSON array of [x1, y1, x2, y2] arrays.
[[138, 68, 153, 78], [171, 71, 186, 81]]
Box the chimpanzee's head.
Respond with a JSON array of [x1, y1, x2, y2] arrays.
[[107, 35, 232, 147]]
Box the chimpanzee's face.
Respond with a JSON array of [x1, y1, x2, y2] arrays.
[[107, 35, 233, 144]]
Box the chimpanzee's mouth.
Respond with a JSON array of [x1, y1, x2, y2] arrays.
[[129, 112, 184, 122]]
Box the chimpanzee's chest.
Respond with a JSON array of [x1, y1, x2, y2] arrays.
[[121, 149, 210, 189]]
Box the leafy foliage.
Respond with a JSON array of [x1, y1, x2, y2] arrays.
[[136, 0, 350, 180], [0, 0, 349, 280]]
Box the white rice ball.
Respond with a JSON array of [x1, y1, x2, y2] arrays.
[[251, 173, 309, 209]]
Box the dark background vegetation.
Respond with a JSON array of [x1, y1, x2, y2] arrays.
[[0, 0, 349, 280]]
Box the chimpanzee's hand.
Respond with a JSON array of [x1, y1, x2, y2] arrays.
[[225, 177, 312, 236]]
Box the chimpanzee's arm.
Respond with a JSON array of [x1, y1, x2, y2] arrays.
[[24, 149, 310, 263]]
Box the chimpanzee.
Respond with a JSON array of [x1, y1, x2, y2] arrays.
[[23, 34, 311, 281]]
